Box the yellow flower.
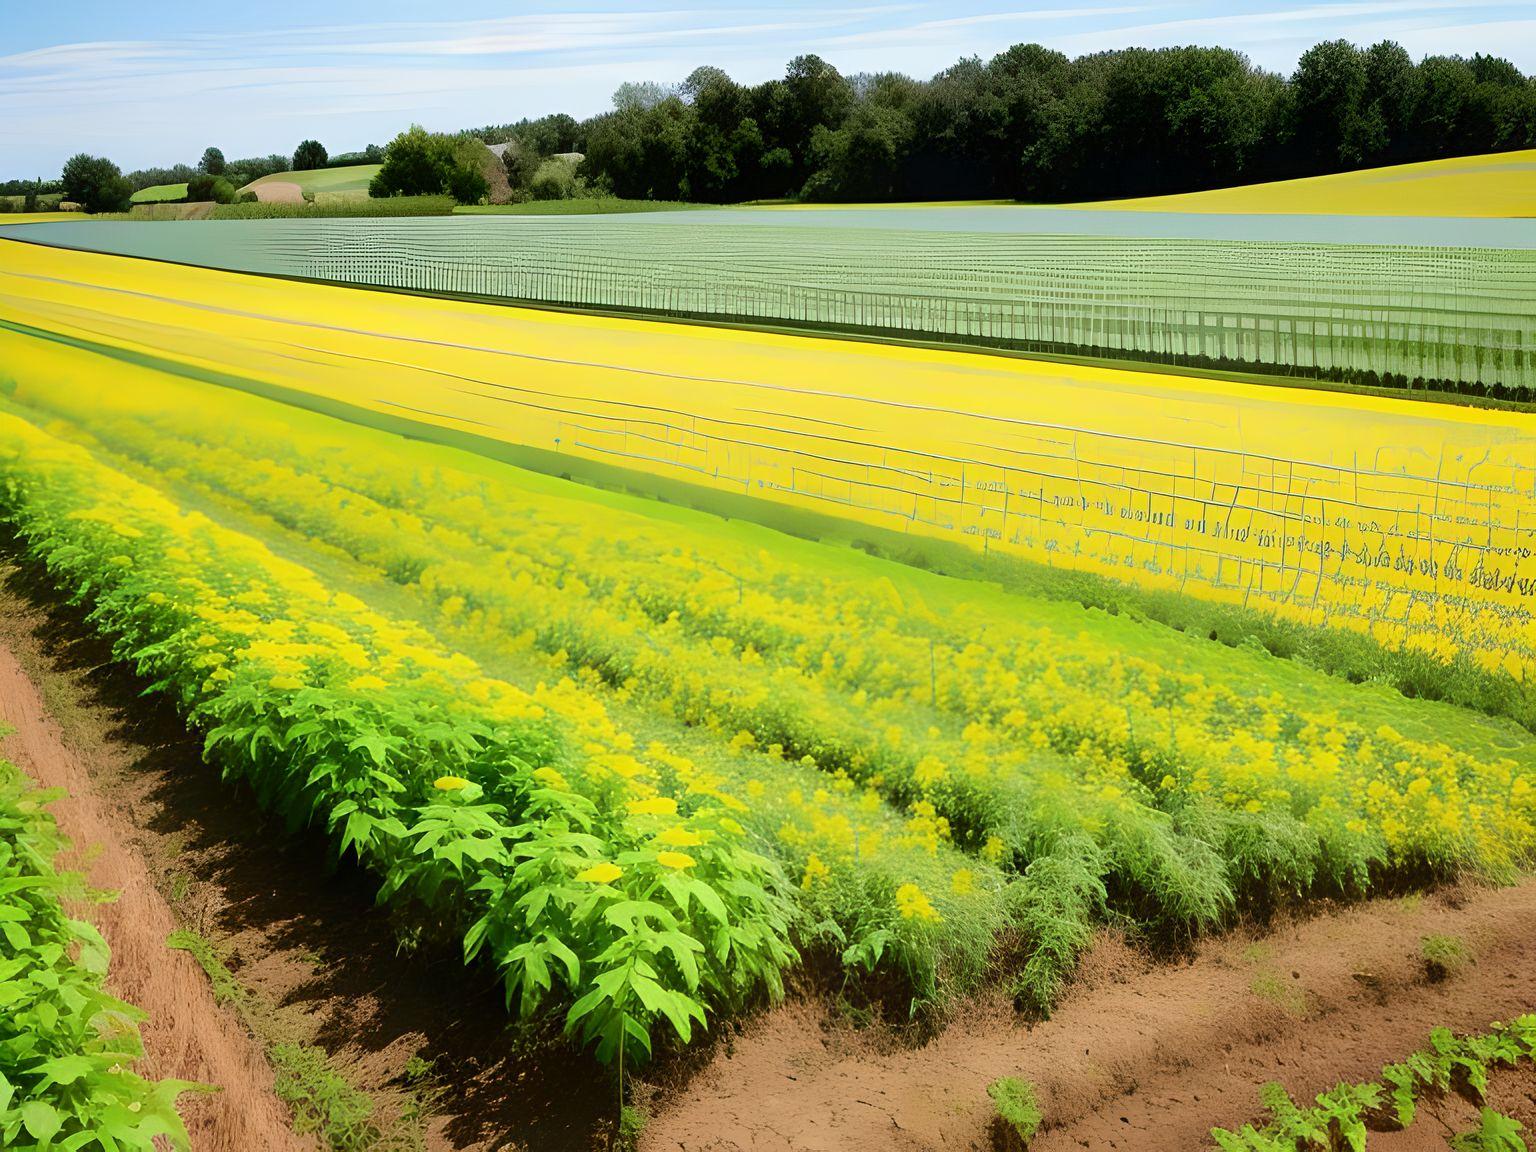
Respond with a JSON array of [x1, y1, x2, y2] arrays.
[[656, 826, 704, 848], [433, 775, 469, 791], [577, 862, 623, 884], [627, 797, 678, 817], [268, 674, 305, 691], [348, 675, 389, 692], [801, 853, 831, 889], [895, 882, 940, 922], [532, 766, 569, 790], [657, 851, 696, 870], [950, 868, 975, 896]]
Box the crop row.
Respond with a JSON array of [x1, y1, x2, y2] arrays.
[[1212, 1015, 1536, 1150], [0, 753, 196, 1150], [0, 368, 1028, 1044], [12, 361, 1535, 1009], [0, 411, 818, 1063]]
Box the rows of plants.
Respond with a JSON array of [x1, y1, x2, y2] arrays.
[[1212, 1015, 1536, 1151], [0, 412, 814, 1064], [0, 384, 1034, 1045], [13, 368, 1535, 1012], [0, 751, 197, 1150]]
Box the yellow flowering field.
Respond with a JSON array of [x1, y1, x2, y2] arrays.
[[2, 239, 1530, 681], [2, 319, 1533, 1034]]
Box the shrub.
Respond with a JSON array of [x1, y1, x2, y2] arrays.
[[199, 147, 225, 175], [529, 157, 580, 200]]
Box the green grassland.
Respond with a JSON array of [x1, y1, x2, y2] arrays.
[[130, 182, 189, 204]]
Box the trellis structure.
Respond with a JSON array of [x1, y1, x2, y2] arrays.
[[5, 214, 1534, 391]]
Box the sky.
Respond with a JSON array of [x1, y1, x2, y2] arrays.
[[3, 1, 1534, 179]]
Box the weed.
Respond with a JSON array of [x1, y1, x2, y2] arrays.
[[270, 1042, 381, 1152], [617, 1103, 649, 1151], [1422, 934, 1472, 981], [1249, 971, 1306, 1018], [987, 1077, 1041, 1150], [166, 928, 246, 1006]]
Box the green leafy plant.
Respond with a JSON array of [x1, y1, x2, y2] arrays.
[[1452, 1108, 1528, 1152], [0, 753, 202, 1150]]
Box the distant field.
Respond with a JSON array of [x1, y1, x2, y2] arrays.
[[130, 182, 188, 204], [1074, 149, 1536, 217], [240, 164, 380, 199], [1, 192, 62, 211], [455, 198, 710, 216]]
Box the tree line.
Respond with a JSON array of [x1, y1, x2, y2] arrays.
[[481, 39, 1536, 203], [31, 37, 1536, 212]]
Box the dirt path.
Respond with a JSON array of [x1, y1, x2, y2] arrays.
[[642, 886, 1536, 1152], [0, 632, 307, 1151]]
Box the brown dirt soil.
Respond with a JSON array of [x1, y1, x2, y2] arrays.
[[253, 181, 305, 204], [641, 889, 1536, 1152], [0, 559, 612, 1151], [0, 618, 307, 1150]]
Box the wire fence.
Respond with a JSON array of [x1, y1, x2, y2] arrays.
[[7, 216, 1534, 393]]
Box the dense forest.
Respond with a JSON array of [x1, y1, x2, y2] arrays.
[[475, 39, 1536, 203]]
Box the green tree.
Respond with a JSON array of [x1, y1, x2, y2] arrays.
[[199, 147, 226, 175], [292, 139, 328, 171], [60, 153, 132, 214], [1291, 40, 1370, 167], [369, 125, 488, 204]]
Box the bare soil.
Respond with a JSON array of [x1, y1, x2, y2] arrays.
[[253, 181, 305, 204], [640, 889, 1536, 1152], [0, 559, 610, 1152]]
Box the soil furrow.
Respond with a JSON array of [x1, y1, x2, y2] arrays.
[[642, 884, 1536, 1151]]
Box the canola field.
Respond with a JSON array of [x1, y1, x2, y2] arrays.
[[2, 240, 1532, 678], [1, 231, 1535, 1072], [1079, 148, 1536, 217]]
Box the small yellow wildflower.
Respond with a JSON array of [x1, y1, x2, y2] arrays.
[[348, 675, 389, 692], [268, 674, 305, 691], [627, 797, 677, 817], [800, 854, 831, 889], [577, 862, 623, 884], [655, 826, 704, 848], [433, 776, 469, 791], [895, 882, 940, 922], [657, 851, 696, 870], [532, 766, 569, 790]]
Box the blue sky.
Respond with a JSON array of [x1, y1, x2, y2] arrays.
[[3, 1, 1534, 178]]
